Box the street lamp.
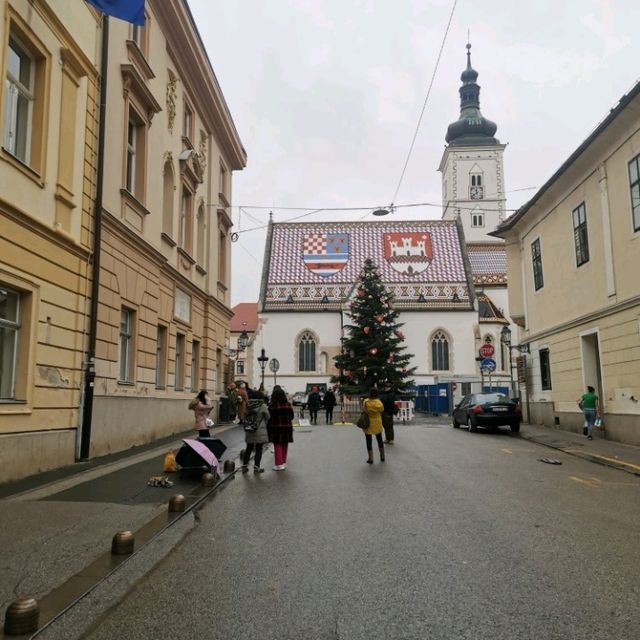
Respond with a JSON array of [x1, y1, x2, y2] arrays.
[[257, 348, 269, 390], [500, 326, 530, 395], [237, 328, 249, 352]]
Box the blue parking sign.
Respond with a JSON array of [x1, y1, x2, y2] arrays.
[[480, 358, 496, 372]]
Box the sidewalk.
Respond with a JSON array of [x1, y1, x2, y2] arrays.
[[0, 423, 246, 636], [519, 422, 640, 476]]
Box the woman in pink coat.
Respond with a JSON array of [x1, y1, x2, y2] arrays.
[[189, 389, 212, 438]]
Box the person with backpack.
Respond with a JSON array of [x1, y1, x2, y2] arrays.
[[241, 397, 270, 474], [189, 389, 212, 438], [380, 384, 396, 445], [268, 386, 294, 470], [362, 388, 385, 464]]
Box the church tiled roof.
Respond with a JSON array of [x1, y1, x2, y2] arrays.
[[466, 243, 507, 285], [260, 220, 474, 311]]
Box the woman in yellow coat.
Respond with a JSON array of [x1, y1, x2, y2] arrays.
[[363, 388, 385, 464]]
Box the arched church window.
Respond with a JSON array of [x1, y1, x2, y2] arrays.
[[483, 334, 493, 344], [471, 211, 484, 228], [431, 331, 450, 371], [298, 332, 316, 372]]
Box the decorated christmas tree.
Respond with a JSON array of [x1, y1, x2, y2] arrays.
[[332, 258, 415, 396]]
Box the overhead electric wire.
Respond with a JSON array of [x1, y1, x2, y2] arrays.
[[389, 0, 458, 208]]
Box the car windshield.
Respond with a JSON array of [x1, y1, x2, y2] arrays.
[[475, 393, 509, 404]]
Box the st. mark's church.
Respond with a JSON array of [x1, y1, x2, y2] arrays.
[[252, 45, 514, 400]]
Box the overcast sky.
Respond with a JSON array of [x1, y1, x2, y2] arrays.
[[188, 0, 640, 306]]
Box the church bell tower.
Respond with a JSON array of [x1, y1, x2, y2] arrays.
[[438, 44, 506, 242]]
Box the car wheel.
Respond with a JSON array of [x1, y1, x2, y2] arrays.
[[452, 416, 460, 428], [467, 416, 477, 432], [510, 422, 521, 433]]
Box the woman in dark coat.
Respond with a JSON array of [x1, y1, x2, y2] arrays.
[[323, 387, 337, 424], [268, 386, 294, 470]]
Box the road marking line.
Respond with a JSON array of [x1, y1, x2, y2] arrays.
[[569, 476, 600, 487], [501, 448, 513, 454], [563, 450, 640, 472]]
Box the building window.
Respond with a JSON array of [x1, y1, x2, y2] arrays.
[[216, 348, 222, 393], [3, 37, 34, 165], [628, 154, 640, 232], [191, 340, 200, 392], [179, 187, 193, 252], [236, 360, 245, 375], [125, 108, 146, 200], [461, 382, 471, 396], [0, 287, 20, 399], [155, 325, 167, 389], [162, 160, 174, 236], [471, 211, 484, 228], [298, 331, 316, 372], [131, 20, 148, 57], [175, 333, 185, 390], [183, 102, 193, 141], [531, 238, 544, 291], [572, 202, 589, 267], [218, 229, 227, 284], [539, 348, 552, 390], [219, 162, 227, 198], [196, 204, 205, 265], [431, 331, 450, 371], [470, 173, 483, 199], [119, 308, 135, 383]]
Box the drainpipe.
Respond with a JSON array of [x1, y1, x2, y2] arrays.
[[80, 15, 109, 460]]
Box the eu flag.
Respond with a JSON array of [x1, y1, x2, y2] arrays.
[[86, 0, 145, 26]]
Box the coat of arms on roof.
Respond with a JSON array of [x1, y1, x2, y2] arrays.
[[302, 233, 349, 277], [383, 232, 433, 275]]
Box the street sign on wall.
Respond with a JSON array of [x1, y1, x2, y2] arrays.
[[479, 343, 495, 358], [269, 358, 280, 373], [480, 357, 496, 373]]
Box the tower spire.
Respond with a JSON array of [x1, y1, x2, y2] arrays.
[[445, 43, 498, 146]]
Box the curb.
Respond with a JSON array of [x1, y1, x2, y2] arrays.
[[520, 432, 640, 477]]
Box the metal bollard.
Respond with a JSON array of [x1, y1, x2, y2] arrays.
[[4, 597, 39, 636], [201, 472, 216, 487], [168, 494, 185, 512], [111, 530, 135, 555], [223, 459, 235, 473]]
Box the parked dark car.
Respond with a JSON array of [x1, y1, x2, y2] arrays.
[[452, 393, 521, 433]]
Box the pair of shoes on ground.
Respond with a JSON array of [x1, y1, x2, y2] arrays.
[[384, 440, 395, 445], [587, 435, 593, 440], [273, 464, 287, 471], [243, 464, 265, 473]]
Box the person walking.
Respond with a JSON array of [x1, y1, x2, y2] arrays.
[[323, 387, 337, 424], [268, 385, 294, 470], [306, 386, 321, 425], [241, 397, 270, 474], [227, 382, 238, 423], [380, 384, 396, 445], [362, 388, 385, 464], [578, 385, 600, 440], [236, 382, 249, 425], [189, 389, 212, 438]]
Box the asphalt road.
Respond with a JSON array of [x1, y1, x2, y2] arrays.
[[81, 420, 640, 640]]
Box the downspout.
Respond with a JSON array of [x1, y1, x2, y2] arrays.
[[80, 15, 109, 460]]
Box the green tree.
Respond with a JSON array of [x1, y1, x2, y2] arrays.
[[332, 259, 415, 395]]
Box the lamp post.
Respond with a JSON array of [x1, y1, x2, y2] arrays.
[[257, 348, 269, 391], [500, 326, 514, 394], [500, 325, 530, 396]]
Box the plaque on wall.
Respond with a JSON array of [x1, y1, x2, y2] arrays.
[[175, 288, 191, 323]]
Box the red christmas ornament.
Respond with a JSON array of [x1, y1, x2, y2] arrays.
[[394, 330, 405, 340], [357, 289, 365, 298], [369, 347, 378, 355], [402, 368, 407, 375], [375, 314, 384, 323], [363, 326, 370, 334]]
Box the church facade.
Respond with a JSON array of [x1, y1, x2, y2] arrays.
[[252, 46, 514, 403]]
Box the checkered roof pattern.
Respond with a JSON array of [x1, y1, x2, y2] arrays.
[[467, 243, 507, 275], [267, 221, 467, 285]]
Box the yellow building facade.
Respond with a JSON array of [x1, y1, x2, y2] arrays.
[[495, 83, 640, 446], [88, 1, 246, 456], [0, 0, 99, 482]]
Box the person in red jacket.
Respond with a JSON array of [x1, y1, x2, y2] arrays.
[[236, 382, 249, 425], [268, 385, 294, 470]]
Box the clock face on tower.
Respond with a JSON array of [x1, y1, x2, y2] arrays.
[[470, 186, 484, 200]]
